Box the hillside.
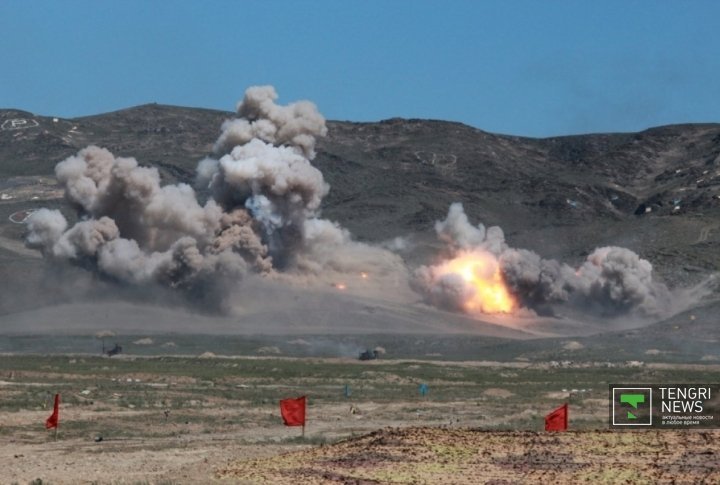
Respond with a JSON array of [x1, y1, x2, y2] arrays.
[[2, 105, 719, 262], [1, 105, 719, 335]]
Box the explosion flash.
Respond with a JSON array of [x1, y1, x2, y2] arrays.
[[414, 203, 675, 318], [432, 250, 517, 314], [25, 86, 679, 320]]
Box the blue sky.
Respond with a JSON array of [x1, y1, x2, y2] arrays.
[[1, 1, 718, 137]]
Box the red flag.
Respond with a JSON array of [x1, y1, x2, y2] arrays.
[[280, 396, 306, 427], [45, 394, 60, 429], [545, 403, 568, 431]]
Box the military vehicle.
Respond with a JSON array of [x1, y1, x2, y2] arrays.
[[104, 343, 123, 357], [358, 349, 379, 361]]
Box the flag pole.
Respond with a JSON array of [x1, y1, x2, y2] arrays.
[[302, 423, 305, 438], [54, 423, 58, 441]]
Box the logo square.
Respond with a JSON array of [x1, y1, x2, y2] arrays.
[[612, 387, 652, 426]]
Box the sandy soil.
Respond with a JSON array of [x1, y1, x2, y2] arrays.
[[3, 353, 719, 483], [1, 405, 444, 484], [3, 436, 297, 484], [219, 427, 720, 484], [0, 399, 483, 483], [6, 425, 719, 484]]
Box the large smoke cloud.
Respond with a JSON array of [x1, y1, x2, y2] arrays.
[[26, 146, 266, 291], [25, 86, 680, 320], [413, 203, 673, 317], [26, 86, 402, 309], [213, 85, 327, 159]]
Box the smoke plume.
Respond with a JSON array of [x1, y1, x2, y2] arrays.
[[213, 85, 327, 159], [26, 86, 402, 309], [26, 145, 264, 292], [25, 87, 682, 320], [413, 203, 673, 317]]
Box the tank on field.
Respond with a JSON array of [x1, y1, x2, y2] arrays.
[[359, 349, 379, 361]]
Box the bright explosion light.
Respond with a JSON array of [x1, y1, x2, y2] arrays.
[[434, 250, 517, 314]]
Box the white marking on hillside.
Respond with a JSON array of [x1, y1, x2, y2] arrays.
[[414, 151, 457, 172], [1, 119, 39, 131], [8, 209, 37, 224]]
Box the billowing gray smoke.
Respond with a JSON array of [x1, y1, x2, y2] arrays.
[[26, 145, 267, 291], [198, 137, 327, 267], [25, 87, 676, 319], [213, 85, 327, 159], [413, 203, 673, 317], [26, 86, 403, 307]]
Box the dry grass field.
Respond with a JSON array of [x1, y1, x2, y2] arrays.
[[2, 352, 719, 483]]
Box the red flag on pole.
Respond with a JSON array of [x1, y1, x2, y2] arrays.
[[280, 396, 306, 427], [45, 394, 60, 429], [545, 403, 568, 431]]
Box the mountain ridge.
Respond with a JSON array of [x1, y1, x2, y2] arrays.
[[1, 104, 719, 289]]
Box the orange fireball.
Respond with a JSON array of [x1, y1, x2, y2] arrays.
[[434, 250, 516, 314]]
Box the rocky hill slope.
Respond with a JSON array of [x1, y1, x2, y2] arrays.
[[1, 105, 718, 322], [2, 105, 719, 256]]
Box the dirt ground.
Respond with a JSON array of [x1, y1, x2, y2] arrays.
[[1, 402, 469, 484], [5, 426, 720, 485], [3, 436, 299, 484], [218, 427, 720, 484], [2, 354, 720, 484], [1, 399, 437, 484]]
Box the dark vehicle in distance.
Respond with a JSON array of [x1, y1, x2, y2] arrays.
[[359, 349, 379, 361], [105, 343, 123, 357]]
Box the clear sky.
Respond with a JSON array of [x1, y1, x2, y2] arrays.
[[1, 0, 718, 137]]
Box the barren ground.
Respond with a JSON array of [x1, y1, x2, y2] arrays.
[[2, 353, 719, 484], [219, 427, 720, 484], [2, 96, 720, 485]]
